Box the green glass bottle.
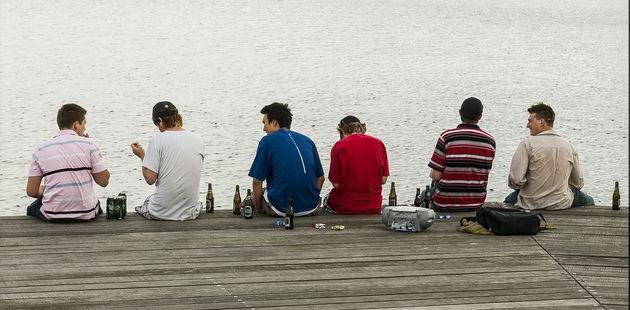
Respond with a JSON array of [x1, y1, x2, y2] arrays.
[[206, 183, 214, 213], [233, 185, 241, 215], [612, 181, 620, 210], [243, 189, 254, 219]]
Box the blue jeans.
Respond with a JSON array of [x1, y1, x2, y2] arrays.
[[26, 198, 47, 220], [27, 198, 103, 222], [504, 186, 594, 208]]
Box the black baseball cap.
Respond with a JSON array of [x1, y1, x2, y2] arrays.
[[339, 115, 361, 126], [152, 101, 178, 124]]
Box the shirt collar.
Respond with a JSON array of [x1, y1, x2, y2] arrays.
[[56, 129, 78, 137], [457, 123, 480, 129], [536, 129, 558, 136]]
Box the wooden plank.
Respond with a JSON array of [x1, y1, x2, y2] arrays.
[[0, 205, 626, 309], [1, 279, 589, 308]]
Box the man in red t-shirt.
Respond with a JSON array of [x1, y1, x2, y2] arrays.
[[325, 116, 390, 214]]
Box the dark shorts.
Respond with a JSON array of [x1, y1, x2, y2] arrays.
[[27, 198, 103, 222]]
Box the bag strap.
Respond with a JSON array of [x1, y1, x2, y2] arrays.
[[460, 216, 476, 226], [537, 213, 554, 231]]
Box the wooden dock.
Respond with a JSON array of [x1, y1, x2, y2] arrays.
[[0, 204, 627, 309]]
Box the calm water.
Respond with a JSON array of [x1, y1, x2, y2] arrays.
[[1, 0, 628, 216]]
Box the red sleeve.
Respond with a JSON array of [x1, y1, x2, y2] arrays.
[[380, 141, 389, 177], [328, 143, 341, 183]]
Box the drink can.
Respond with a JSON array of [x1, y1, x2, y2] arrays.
[[110, 198, 120, 220], [117, 193, 127, 219], [106, 197, 115, 220]]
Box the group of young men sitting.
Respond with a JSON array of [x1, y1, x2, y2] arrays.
[[25, 98, 593, 222]]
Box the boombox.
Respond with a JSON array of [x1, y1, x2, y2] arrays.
[[381, 205, 435, 232]]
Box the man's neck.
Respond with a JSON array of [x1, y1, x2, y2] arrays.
[[160, 125, 184, 132]]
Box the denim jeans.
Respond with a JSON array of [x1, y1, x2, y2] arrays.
[[26, 198, 47, 220], [504, 186, 594, 208]]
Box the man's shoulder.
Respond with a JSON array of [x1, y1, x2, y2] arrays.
[[341, 134, 385, 148], [441, 126, 494, 141], [289, 130, 313, 141], [36, 134, 93, 153], [529, 131, 573, 147]]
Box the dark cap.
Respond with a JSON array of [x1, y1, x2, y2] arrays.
[[339, 115, 361, 126], [459, 97, 483, 120], [152, 101, 178, 124]]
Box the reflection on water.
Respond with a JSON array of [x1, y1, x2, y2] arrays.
[[1, 0, 628, 215]]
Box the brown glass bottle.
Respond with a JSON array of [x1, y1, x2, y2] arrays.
[[285, 198, 294, 230]]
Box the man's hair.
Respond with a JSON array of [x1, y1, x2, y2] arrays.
[[57, 103, 87, 129], [527, 102, 555, 127], [260, 102, 292, 129], [159, 113, 183, 128], [459, 97, 483, 123]]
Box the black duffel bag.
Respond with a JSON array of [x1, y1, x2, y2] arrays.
[[475, 206, 547, 235]]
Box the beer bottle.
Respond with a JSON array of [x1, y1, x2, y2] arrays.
[[285, 198, 294, 230], [413, 188, 422, 207], [424, 185, 431, 207], [612, 181, 620, 210], [243, 189, 254, 219], [206, 183, 214, 213], [388, 182, 397, 206], [233, 185, 242, 215]]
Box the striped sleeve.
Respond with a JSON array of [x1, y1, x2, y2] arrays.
[[428, 135, 446, 171], [89, 142, 107, 174], [28, 152, 43, 177]]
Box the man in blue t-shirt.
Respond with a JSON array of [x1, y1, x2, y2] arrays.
[[249, 102, 325, 217]]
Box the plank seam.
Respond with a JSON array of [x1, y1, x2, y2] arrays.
[[531, 235, 606, 309]]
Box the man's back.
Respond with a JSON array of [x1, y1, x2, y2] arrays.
[[143, 130, 204, 220], [29, 130, 106, 220], [429, 124, 496, 211], [249, 129, 324, 215], [328, 134, 388, 214], [509, 130, 583, 210]]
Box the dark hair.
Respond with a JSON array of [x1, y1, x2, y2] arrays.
[[57, 103, 87, 129], [459, 97, 483, 123], [527, 102, 555, 127], [260, 102, 292, 129]]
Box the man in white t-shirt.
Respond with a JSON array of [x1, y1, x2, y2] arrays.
[[130, 101, 205, 220]]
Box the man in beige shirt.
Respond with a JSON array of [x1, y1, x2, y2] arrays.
[[505, 103, 594, 210]]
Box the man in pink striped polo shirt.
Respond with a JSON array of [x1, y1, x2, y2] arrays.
[[26, 103, 110, 221]]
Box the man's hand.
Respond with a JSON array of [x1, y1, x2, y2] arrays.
[[131, 142, 145, 160]]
